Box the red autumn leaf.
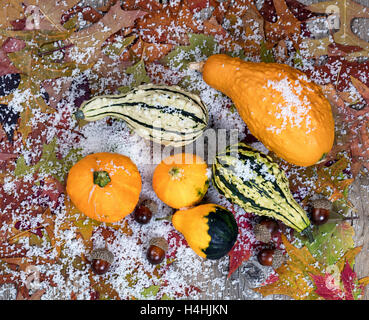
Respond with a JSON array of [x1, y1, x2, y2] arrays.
[[311, 260, 364, 300], [341, 260, 357, 300], [135, 3, 202, 45], [60, 5, 103, 25], [306, 56, 369, 92], [227, 212, 255, 278], [310, 273, 344, 300], [122, 0, 164, 12], [0, 49, 19, 76], [328, 42, 364, 57]]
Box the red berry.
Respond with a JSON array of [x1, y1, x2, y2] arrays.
[[311, 208, 330, 225], [134, 205, 152, 224], [257, 248, 275, 266]]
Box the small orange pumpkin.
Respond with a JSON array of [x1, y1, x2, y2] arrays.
[[66, 152, 142, 223], [152, 153, 209, 209]]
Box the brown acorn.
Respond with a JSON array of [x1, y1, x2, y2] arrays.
[[257, 248, 285, 269], [146, 237, 168, 265], [254, 219, 279, 243], [90, 248, 114, 275], [134, 199, 158, 224], [311, 198, 332, 225]]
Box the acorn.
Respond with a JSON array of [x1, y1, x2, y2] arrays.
[[146, 237, 168, 265], [90, 248, 114, 275], [133, 199, 158, 224], [253, 218, 279, 243], [311, 198, 332, 225], [257, 248, 285, 269]]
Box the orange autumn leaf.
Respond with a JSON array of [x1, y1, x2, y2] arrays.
[[264, 0, 301, 48], [254, 234, 324, 300], [130, 38, 174, 63]]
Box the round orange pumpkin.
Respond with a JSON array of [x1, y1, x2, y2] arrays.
[[66, 152, 142, 223], [152, 153, 209, 209]]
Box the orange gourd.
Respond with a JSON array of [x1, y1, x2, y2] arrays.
[[66, 152, 142, 223], [152, 153, 209, 209], [200, 54, 335, 167]]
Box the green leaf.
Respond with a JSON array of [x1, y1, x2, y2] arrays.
[[117, 59, 151, 93], [260, 41, 275, 63], [162, 33, 218, 70], [14, 137, 82, 183], [141, 285, 160, 298], [300, 222, 355, 266]]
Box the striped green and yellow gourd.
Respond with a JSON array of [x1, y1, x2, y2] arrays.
[[74, 84, 208, 147], [212, 142, 312, 240]]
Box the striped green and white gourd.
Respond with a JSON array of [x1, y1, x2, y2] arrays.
[[75, 84, 208, 147], [212, 142, 312, 239]]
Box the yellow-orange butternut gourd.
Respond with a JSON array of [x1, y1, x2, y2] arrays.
[[201, 54, 335, 167]]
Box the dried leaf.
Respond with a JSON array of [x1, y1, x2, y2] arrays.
[[264, 0, 302, 48], [162, 33, 218, 71], [66, 1, 147, 64], [302, 222, 355, 266], [254, 234, 324, 299]]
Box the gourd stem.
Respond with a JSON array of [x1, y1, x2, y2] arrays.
[[301, 226, 314, 243], [74, 109, 85, 120], [155, 215, 173, 222], [93, 171, 111, 188], [188, 61, 205, 73]]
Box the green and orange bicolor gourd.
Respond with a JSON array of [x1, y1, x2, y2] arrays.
[[66, 152, 142, 223], [199, 54, 335, 167], [171, 204, 238, 260]]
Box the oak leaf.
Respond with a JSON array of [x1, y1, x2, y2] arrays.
[[254, 234, 324, 300], [264, 0, 302, 49], [66, 1, 147, 64]]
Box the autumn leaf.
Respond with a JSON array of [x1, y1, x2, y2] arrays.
[[311, 260, 367, 300], [254, 234, 324, 300], [300, 221, 355, 266], [162, 33, 218, 71], [136, 2, 201, 45], [66, 1, 147, 64], [14, 136, 82, 183], [0, 29, 84, 141], [314, 156, 354, 202], [264, 0, 302, 49], [116, 59, 151, 94], [227, 212, 255, 278], [350, 76, 369, 105]]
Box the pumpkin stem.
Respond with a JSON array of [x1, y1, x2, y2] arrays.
[[93, 170, 111, 187], [168, 167, 184, 180]]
